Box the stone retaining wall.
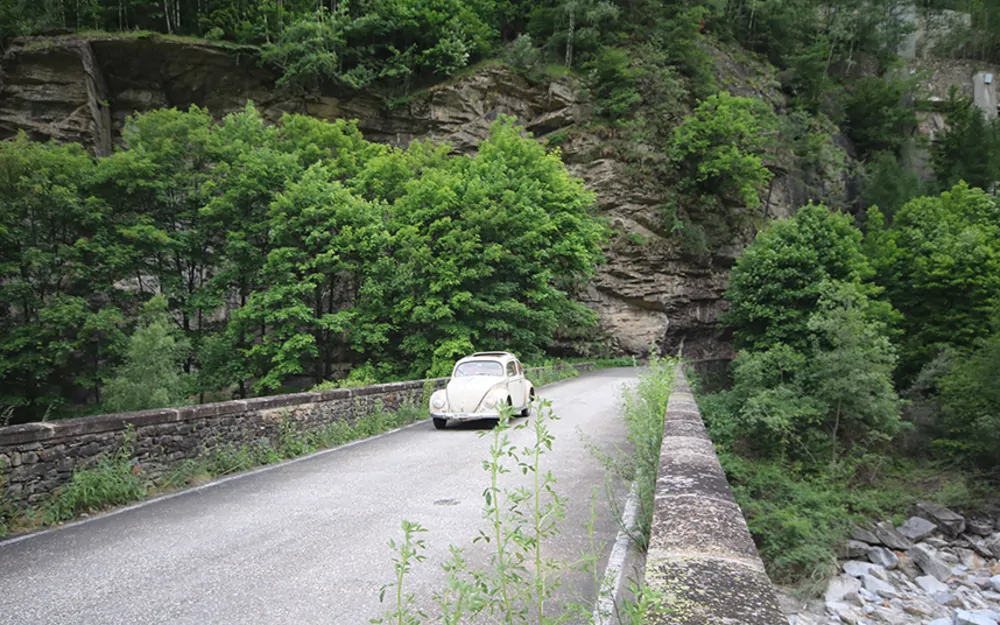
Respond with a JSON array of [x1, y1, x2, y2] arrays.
[[0, 363, 592, 509], [644, 369, 786, 624]]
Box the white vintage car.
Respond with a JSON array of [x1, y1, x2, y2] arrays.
[[429, 352, 535, 429]]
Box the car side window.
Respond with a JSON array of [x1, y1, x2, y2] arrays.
[[506, 361, 517, 377]]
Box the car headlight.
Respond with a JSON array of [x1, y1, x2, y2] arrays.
[[431, 394, 446, 409], [482, 390, 506, 409]]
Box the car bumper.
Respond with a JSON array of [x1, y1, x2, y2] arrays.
[[430, 411, 499, 421]]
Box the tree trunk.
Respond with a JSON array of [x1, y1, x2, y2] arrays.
[[565, 5, 575, 68], [831, 399, 841, 465]]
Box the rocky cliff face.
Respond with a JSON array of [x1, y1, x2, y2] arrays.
[[0, 34, 801, 359]]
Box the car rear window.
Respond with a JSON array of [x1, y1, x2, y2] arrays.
[[453, 361, 504, 377]]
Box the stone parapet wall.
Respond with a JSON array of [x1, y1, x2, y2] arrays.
[[644, 369, 786, 624], [0, 363, 592, 509]]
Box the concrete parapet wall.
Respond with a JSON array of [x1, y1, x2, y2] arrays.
[[0, 363, 593, 510], [644, 369, 786, 624]]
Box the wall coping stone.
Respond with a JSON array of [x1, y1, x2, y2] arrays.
[[643, 369, 786, 624]]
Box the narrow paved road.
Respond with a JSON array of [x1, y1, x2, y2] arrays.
[[0, 369, 638, 625]]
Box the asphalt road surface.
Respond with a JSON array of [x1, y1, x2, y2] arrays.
[[1, 368, 639, 625]]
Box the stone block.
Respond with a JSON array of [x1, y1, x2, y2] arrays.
[[660, 419, 709, 439], [643, 558, 785, 625], [908, 544, 953, 582], [0, 422, 56, 446], [824, 574, 862, 604], [851, 524, 882, 545], [176, 400, 247, 421], [875, 520, 914, 550], [649, 496, 760, 562], [917, 501, 967, 538], [899, 516, 938, 542], [655, 451, 733, 501]]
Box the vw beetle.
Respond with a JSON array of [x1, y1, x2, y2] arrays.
[[429, 352, 535, 429]]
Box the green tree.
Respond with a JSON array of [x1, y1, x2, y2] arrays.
[[234, 164, 389, 391], [724, 202, 889, 352], [937, 322, 1000, 468], [931, 88, 1000, 192], [841, 76, 917, 161], [712, 280, 901, 464], [861, 151, 924, 222], [103, 295, 190, 412], [865, 182, 1000, 382], [585, 47, 642, 122], [372, 117, 605, 376], [98, 106, 217, 367], [0, 135, 126, 422], [669, 91, 779, 211]]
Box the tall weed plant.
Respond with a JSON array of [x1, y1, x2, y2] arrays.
[[373, 402, 589, 625], [373, 393, 669, 624], [617, 354, 676, 548]]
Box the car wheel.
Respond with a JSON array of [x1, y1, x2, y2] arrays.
[[521, 392, 534, 418], [433, 417, 447, 430]]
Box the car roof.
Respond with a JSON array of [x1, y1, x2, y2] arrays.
[[456, 351, 517, 363]]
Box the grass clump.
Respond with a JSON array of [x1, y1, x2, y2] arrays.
[[44, 430, 147, 524]]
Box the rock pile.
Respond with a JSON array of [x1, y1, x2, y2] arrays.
[[780, 503, 1000, 625]]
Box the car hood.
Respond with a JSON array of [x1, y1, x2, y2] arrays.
[[446, 377, 503, 412]]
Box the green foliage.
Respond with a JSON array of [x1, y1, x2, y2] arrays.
[[1, 107, 603, 422], [504, 33, 543, 80], [725, 203, 885, 352], [103, 295, 190, 413], [780, 111, 850, 209], [0, 134, 126, 421], [654, 5, 717, 99], [45, 431, 146, 523], [261, 0, 497, 97], [528, 0, 620, 68], [841, 76, 918, 161], [865, 182, 1000, 382], [585, 47, 642, 122], [710, 282, 902, 465], [669, 91, 779, 211], [936, 322, 1000, 468], [931, 88, 1000, 191], [861, 151, 925, 222], [619, 354, 675, 546]]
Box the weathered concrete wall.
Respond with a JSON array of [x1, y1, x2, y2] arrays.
[[644, 369, 786, 625], [0, 363, 592, 509]]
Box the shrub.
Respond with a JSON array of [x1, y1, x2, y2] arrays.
[[669, 91, 779, 210], [102, 295, 190, 413]]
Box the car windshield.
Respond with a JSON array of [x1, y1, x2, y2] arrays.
[[453, 361, 504, 377]]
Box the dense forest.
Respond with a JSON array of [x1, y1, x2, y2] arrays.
[[2, 0, 1000, 585]]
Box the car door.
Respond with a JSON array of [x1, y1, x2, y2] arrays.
[[507, 360, 526, 408]]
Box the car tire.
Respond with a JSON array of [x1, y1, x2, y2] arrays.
[[433, 417, 447, 430], [521, 392, 534, 418]]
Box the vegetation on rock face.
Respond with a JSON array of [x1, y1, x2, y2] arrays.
[[0, 107, 604, 423]]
